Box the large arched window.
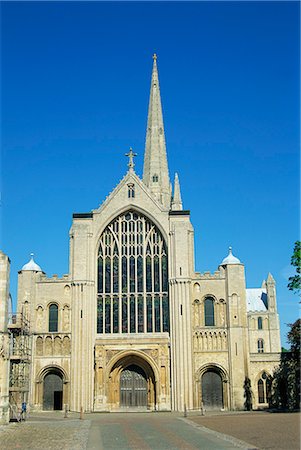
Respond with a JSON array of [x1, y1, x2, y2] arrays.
[[204, 297, 215, 326], [97, 210, 169, 334], [49, 304, 58, 332]]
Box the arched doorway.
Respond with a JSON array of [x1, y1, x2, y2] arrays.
[[107, 353, 157, 411], [120, 364, 147, 408], [201, 370, 223, 410], [43, 371, 63, 410]]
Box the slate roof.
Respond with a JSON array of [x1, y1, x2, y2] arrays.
[[246, 288, 268, 312]]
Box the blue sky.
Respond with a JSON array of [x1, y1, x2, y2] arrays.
[[1, 1, 300, 346]]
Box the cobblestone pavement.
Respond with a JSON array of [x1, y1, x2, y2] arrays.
[[0, 411, 252, 450], [188, 411, 301, 450], [0, 417, 90, 450]]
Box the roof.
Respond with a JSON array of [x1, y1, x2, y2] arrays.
[[246, 288, 268, 312], [21, 254, 42, 272], [221, 247, 241, 265]]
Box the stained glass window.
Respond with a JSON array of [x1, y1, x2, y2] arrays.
[[97, 210, 169, 334]]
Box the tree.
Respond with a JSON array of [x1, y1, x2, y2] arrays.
[[287, 318, 301, 354], [271, 320, 300, 410], [288, 241, 301, 294]]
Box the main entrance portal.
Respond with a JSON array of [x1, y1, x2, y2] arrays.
[[120, 365, 147, 408]]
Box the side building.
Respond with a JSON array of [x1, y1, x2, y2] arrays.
[[15, 56, 281, 413]]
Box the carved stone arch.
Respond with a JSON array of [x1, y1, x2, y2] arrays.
[[194, 282, 201, 294], [255, 369, 272, 385], [35, 364, 70, 411], [36, 364, 69, 384], [200, 294, 218, 304], [36, 336, 43, 356], [64, 284, 71, 293], [105, 350, 160, 411], [195, 363, 229, 410], [46, 300, 60, 308], [106, 349, 160, 383], [36, 304, 44, 311]]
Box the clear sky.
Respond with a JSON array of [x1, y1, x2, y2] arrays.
[[1, 1, 300, 347]]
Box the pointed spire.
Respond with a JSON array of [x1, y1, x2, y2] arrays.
[[171, 173, 183, 210], [143, 54, 171, 208], [267, 272, 275, 284]]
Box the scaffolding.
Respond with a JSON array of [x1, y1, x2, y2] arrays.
[[7, 313, 31, 421]]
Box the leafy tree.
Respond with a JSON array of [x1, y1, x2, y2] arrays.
[[287, 318, 301, 354], [288, 241, 301, 294], [271, 320, 300, 410]]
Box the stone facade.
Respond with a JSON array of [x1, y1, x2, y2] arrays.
[[0, 252, 11, 424], [13, 56, 281, 413]]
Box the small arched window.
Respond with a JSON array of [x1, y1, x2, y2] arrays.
[[49, 304, 58, 332], [257, 338, 264, 353], [258, 317, 263, 330], [204, 297, 215, 326], [152, 174, 159, 182], [128, 183, 135, 198]]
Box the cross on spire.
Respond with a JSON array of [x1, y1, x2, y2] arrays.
[[125, 147, 137, 170], [153, 53, 157, 61]]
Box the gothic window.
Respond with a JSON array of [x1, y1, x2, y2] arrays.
[[258, 317, 263, 330], [258, 372, 271, 404], [204, 297, 215, 326], [97, 210, 169, 334], [257, 338, 264, 353], [152, 174, 159, 182], [49, 304, 58, 332], [258, 379, 264, 403], [128, 184, 135, 198]]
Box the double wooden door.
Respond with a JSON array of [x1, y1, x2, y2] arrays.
[[120, 364, 147, 408]]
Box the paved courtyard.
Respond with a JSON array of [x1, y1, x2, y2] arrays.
[[0, 410, 299, 450]]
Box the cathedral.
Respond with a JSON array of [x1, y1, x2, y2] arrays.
[[0, 55, 281, 420]]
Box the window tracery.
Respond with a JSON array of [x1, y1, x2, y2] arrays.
[[258, 371, 271, 403], [97, 210, 169, 334]]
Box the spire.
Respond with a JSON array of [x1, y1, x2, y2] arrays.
[[143, 54, 171, 208], [171, 173, 183, 210]]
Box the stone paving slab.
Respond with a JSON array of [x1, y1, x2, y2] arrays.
[[188, 411, 301, 450], [86, 412, 251, 449]]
